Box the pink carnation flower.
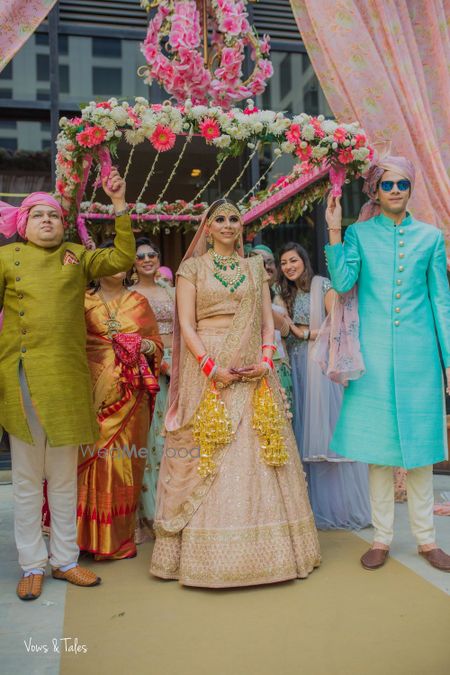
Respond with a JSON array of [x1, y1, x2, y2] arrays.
[[127, 107, 141, 127], [286, 124, 302, 145], [311, 118, 325, 139], [150, 124, 176, 152], [56, 179, 65, 194]]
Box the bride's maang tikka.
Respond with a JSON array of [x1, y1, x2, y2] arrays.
[[206, 200, 242, 227]]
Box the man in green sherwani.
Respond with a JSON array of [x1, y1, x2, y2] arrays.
[[0, 169, 136, 600], [325, 155, 450, 572]]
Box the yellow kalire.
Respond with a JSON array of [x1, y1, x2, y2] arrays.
[[193, 383, 233, 478], [252, 378, 288, 467]]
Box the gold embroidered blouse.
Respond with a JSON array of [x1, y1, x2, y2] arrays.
[[177, 254, 250, 322]]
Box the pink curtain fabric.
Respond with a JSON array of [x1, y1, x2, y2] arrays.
[[0, 0, 57, 71], [290, 0, 450, 250]]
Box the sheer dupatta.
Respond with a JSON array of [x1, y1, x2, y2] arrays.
[[311, 285, 365, 386], [304, 277, 351, 460]]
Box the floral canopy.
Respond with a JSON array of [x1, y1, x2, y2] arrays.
[[55, 97, 373, 241]]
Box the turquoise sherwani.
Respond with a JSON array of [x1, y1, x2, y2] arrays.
[[325, 213, 450, 469]]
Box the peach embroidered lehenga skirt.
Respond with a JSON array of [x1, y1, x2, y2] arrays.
[[151, 329, 321, 587]]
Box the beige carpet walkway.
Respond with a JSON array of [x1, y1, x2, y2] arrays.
[[61, 531, 450, 675]]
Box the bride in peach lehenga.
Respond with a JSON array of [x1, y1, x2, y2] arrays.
[[150, 200, 321, 588]]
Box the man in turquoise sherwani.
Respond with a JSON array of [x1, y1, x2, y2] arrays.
[[325, 155, 450, 572]]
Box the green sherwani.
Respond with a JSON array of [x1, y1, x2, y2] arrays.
[[0, 215, 136, 446]]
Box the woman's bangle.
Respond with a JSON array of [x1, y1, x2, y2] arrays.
[[142, 339, 156, 355], [262, 356, 274, 370], [327, 227, 342, 232], [302, 329, 310, 341], [262, 343, 277, 352], [208, 365, 218, 380], [199, 354, 209, 369], [201, 357, 216, 377], [114, 207, 129, 217], [196, 352, 207, 364]]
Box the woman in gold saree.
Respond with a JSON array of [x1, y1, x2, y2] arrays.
[[77, 257, 163, 560], [150, 200, 321, 588]]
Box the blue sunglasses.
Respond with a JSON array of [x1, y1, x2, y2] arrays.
[[380, 179, 411, 192]]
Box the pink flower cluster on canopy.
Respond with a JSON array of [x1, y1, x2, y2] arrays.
[[140, 0, 273, 108], [284, 118, 374, 174], [76, 126, 107, 148]]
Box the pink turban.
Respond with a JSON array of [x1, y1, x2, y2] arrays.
[[158, 266, 174, 282], [358, 155, 416, 222], [0, 192, 65, 240]]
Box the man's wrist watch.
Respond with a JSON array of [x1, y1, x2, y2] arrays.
[[114, 206, 129, 217]]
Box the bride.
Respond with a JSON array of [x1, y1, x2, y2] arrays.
[[150, 199, 321, 588]]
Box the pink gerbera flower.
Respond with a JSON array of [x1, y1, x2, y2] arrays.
[[333, 127, 347, 143], [96, 101, 112, 110], [338, 147, 354, 164], [199, 118, 220, 142], [89, 126, 107, 145], [243, 106, 259, 115], [76, 128, 95, 148], [150, 124, 176, 152], [295, 144, 312, 161], [354, 133, 367, 148]]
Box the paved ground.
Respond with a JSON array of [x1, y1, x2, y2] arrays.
[[0, 475, 449, 675]]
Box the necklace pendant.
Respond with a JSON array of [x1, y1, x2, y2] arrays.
[[104, 318, 121, 338]]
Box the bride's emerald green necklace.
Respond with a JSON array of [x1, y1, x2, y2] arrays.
[[208, 248, 246, 293]]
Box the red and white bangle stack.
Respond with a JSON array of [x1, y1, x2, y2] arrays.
[[261, 344, 276, 372], [261, 356, 274, 371], [197, 353, 218, 380]]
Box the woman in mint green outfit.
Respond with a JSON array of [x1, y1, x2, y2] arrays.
[[130, 238, 174, 539]]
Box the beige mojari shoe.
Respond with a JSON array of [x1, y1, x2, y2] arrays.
[[17, 573, 44, 601], [52, 565, 101, 586]]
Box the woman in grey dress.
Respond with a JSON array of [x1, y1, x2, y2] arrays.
[[275, 242, 371, 530]]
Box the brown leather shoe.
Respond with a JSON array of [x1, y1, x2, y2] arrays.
[[419, 548, 450, 572], [360, 547, 389, 570], [17, 573, 44, 601], [52, 565, 101, 586]]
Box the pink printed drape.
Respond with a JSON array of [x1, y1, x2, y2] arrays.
[[290, 0, 450, 250], [0, 0, 57, 72]]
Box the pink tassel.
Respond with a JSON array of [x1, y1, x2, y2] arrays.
[[94, 147, 113, 188], [76, 214, 91, 247], [329, 164, 346, 197]]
